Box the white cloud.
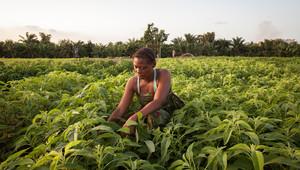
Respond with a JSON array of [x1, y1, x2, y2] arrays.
[[256, 21, 282, 41], [214, 21, 228, 25]]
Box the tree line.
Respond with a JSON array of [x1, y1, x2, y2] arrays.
[[0, 23, 299, 58]]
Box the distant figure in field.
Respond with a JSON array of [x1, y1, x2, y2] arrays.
[[172, 49, 176, 57]]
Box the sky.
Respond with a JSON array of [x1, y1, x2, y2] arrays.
[[0, 0, 299, 44]]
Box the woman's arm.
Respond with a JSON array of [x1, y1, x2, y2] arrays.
[[108, 77, 135, 122], [127, 69, 171, 121]]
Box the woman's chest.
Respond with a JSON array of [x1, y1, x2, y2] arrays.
[[138, 80, 155, 95]]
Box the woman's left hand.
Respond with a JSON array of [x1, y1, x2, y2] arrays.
[[122, 113, 138, 135]]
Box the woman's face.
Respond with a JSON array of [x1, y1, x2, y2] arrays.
[[133, 57, 154, 79]]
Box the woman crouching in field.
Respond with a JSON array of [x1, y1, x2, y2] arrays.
[[108, 47, 183, 135]]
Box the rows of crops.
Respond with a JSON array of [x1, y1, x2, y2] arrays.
[[1, 57, 300, 169]]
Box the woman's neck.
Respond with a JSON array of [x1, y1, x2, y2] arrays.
[[141, 69, 155, 82]]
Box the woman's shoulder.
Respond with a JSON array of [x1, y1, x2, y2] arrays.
[[127, 76, 138, 85], [156, 68, 171, 78], [126, 76, 138, 91]]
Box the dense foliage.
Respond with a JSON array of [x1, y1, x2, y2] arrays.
[[0, 57, 300, 169], [1, 24, 300, 58]]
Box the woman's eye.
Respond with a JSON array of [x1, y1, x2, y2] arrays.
[[134, 66, 146, 70]]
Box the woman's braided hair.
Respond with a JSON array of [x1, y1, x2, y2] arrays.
[[132, 47, 156, 65]]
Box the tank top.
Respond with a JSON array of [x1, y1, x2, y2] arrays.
[[136, 69, 158, 106]]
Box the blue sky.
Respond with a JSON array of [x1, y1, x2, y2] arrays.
[[0, 0, 299, 43]]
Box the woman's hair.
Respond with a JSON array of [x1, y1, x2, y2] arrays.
[[132, 47, 156, 65]]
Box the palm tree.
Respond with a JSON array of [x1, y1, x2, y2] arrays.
[[184, 33, 197, 54], [18, 32, 39, 57], [171, 37, 185, 55], [58, 39, 74, 58], [92, 43, 106, 57], [2, 40, 16, 57], [84, 40, 95, 58], [39, 32, 51, 44], [73, 41, 85, 58], [214, 39, 231, 56], [198, 32, 215, 45], [245, 42, 261, 56], [286, 41, 300, 57], [113, 41, 126, 56], [231, 36, 245, 56], [0, 41, 4, 57], [197, 32, 216, 55], [125, 38, 143, 56], [38, 32, 56, 57], [260, 39, 274, 57], [19, 32, 38, 44]]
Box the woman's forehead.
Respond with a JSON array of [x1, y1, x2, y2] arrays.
[[133, 57, 151, 66]]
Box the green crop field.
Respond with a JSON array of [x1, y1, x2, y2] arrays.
[[1, 57, 300, 169]]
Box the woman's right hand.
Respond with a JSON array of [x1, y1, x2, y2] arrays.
[[107, 114, 120, 122]]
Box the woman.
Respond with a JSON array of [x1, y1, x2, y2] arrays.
[[108, 47, 174, 134]]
